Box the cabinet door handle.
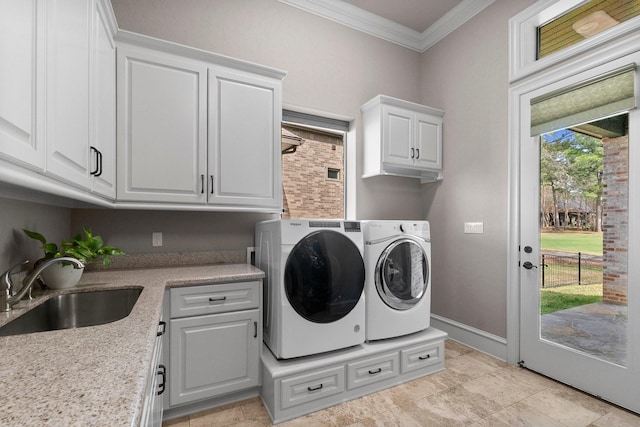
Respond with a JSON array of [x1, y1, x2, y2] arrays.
[[419, 354, 431, 360], [411, 148, 415, 159], [201, 175, 205, 194], [157, 364, 166, 396], [209, 296, 226, 303], [307, 384, 323, 392], [210, 175, 214, 194], [90, 146, 100, 175], [254, 321, 258, 338], [368, 368, 382, 375], [157, 321, 166, 337], [416, 148, 420, 159], [97, 149, 103, 177]]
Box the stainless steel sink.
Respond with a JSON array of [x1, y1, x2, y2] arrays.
[[0, 287, 142, 336]]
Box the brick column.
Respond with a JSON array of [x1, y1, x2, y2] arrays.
[[602, 135, 628, 305]]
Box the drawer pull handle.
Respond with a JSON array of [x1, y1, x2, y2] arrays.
[[368, 368, 382, 375], [157, 321, 166, 337], [307, 384, 323, 392], [157, 364, 166, 396], [209, 296, 227, 303], [419, 354, 431, 360]]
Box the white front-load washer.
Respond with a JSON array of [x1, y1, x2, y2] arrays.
[[362, 220, 431, 341], [255, 219, 366, 359]]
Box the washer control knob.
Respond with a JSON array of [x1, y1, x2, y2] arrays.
[[400, 224, 406, 232]]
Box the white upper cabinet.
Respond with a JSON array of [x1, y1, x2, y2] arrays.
[[116, 32, 285, 212], [0, 0, 117, 200], [89, 0, 117, 198], [42, 0, 117, 198], [116, 45, 208, 204], [43, 0, 92, 189], [0, 0, 43, 170], [208, 68, 281, 209], [362, 95, 443, 181]]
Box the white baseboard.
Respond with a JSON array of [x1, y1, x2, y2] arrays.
[[431, 314, 508, 361]]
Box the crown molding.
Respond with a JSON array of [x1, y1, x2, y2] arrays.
[[278, 0, 495, 53]]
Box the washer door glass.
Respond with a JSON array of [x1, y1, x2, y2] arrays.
[[285, 230, 365, 323], [375, 238, 429, 310]]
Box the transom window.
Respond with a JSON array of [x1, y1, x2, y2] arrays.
[[538, 0, 640, 59]]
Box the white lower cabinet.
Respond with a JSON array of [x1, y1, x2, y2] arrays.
[[262, 327, 447, 424], [346, 352, 399, 390], [280, 366, 344, 410], [167, 281, 262, 408], [142, 319, 166, 427]]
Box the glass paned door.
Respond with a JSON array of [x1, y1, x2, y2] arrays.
[[519, 65, 639, 413]]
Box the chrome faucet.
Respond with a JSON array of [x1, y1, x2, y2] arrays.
[[0, 258, 85, 312]]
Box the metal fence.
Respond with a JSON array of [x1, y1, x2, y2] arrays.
[[541, 252, 603, 288]]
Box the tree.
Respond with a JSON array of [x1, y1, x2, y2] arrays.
[[540, 130, 603, 231]]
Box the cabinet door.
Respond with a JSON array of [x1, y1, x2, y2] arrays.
[[414, 112, 442, 171], [44, 0, 92, 189], [89, 0, 116, 199], [0, 0, 43, 170], [169, 309, 259, 406], [117, 46, 207, 203], [382, 105, 414, 168], [208, 68, 281, 210]]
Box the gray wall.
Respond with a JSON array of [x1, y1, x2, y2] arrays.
[[420, 0, 536, 338], [0, 197, 70, 272]]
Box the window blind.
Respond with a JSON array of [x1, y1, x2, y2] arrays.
[[530, 64, 636, 136]]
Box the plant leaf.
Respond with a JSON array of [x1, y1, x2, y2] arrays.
[[23, 229, 47, 245]]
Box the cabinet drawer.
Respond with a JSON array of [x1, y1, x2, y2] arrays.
[[400, 341, 443, 374], [346, 352, 398, 390], [170, 281, 260, 318], [280, 366, 344, 409]]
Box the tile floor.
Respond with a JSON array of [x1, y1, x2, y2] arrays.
[[163, 340, 640, 426]]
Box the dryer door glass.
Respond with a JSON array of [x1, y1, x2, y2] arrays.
[[376, 239, 429, 310], [285, 230, 365, 323]]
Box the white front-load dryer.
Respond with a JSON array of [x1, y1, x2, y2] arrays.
[[362, 220, 431, 341], [255, 219, 366, 359]]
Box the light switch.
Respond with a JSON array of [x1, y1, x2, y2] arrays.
[[464, 222, 484, 234]]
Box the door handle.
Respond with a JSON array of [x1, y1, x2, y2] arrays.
[[416, 148, 420, 159], [411, 148, 415, 158], [522, 261, 538, 270]]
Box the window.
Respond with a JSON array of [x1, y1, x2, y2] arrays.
[[538, 0, 640, 59], [509, 0, 640, 82], [281, 110, 350, 220]]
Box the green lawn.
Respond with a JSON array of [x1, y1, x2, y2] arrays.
[[540, 232, 603, 255], [540, 284, 602, 315]]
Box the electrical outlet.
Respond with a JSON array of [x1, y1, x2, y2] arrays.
[[464, 222, 484, 234], [152, 232, 163, 246]]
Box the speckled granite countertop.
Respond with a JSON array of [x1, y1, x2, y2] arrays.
[[0, 263, 264, 427]]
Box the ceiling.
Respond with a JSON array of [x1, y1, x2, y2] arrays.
[[278, 0, 495, 52], [342, 0, 464, 33]]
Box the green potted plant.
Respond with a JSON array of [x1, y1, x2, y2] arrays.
[[23, 228, 124, 289]]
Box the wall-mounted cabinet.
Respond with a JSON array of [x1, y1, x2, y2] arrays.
[[42, 0, 117, 198], [0, 0, 43, 171], [361, 95, 444, 182], [0, 0, 117, 201], [116, 32, 285, 212]]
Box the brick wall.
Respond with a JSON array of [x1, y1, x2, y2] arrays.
[[602, 135, 628, 305], [282, 125, 344, 219]]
